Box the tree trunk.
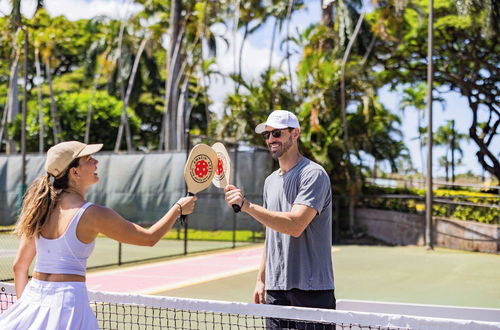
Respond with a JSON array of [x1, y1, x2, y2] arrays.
[[268, 17, 278, 72], [5, 52, 20, 154], [114, 17, 133, 152], [418, 115, 425, 179], [285, 0, 295, 96], [162, 0, 183, 151], [21, 29, 28, 194], [84, 72, 99, 145], [445, 157, 449, 182], [469, 101, 500, 183], [236, 24, 248, 94], [34, 47, 44, 152], [114, 35, 149, 152], [450, 119, 455, 183], [0, 103, 8, 153], [339, 8, 365, 233], [177, 77, 190, 148], [85, 51, 110, 145], [45, 57, 61, 144], [320, 0, 334, 52], [267, 17, 278, 110]]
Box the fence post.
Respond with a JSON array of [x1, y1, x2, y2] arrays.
[[184, 129, 190, 255], [118, 242, 122, 265], [232, 143, 238, 249]]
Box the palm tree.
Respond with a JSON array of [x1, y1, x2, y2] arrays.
[[160, 0, 230, 151], [42, 48, 62, 144], [400, 83, 446, 177], [34, 43, 45, 152], [1, 0, 22, 154], [232, 0, 268, 94], [115, 7, 134, 152], [400, 83, 429, 177], [82, 16, 117, 145], [434, 119, 470, 183]]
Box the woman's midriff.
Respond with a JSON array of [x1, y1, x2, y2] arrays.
[[33, 271, 85, 282]]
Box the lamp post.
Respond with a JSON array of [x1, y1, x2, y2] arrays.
[[425, 0, 434, 250]]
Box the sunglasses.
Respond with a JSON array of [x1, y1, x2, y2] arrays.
[[261, 128, 291, 140]]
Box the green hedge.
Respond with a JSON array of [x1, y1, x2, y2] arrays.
[[359, 186, 499, 225]]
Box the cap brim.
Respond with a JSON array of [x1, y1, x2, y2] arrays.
[[255, 122, 289, 134], [255, 123, 267, 134], [77, 144, 103, 157]]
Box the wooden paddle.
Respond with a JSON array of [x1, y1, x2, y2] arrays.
[[181, 143, 218, 223], [211, 142, 241, 213]]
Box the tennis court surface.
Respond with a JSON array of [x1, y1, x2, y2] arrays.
[[86, 246, 263, 294], [1, 245, 499, 329], [1, 281, 499, 329]]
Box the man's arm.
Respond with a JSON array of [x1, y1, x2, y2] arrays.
[[224, 185, 317, 237], [253, 245, 266, 304]]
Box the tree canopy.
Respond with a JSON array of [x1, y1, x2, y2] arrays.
[[0, 0, 497, 187]]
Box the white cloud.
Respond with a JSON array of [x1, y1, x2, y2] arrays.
[[0, 0, 142, 20], [1, 0, 297, 116], [45, 0, 143, 21], [207, 24, 296, 117]]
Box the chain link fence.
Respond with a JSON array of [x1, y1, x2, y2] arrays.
[[0, 136, 273, 280]]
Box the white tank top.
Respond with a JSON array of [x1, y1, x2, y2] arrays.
[[34, 202, 95, 276]]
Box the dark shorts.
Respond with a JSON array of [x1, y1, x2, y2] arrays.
[[265, 289, 336, 329]]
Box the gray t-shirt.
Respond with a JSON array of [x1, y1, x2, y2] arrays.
[[264, 157, 334, 290]]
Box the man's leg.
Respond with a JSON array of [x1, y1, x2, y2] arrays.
[[265, 290, 292, 329], [286, 289, 336, 329]]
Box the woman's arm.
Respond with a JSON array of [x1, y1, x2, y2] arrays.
[[13, 236, 36, 298], [82, 196, 197, 246]]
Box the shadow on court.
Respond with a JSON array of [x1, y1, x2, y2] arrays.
[[158, 245, 500, 309]]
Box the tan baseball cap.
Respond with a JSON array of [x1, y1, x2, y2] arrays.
[[45, 141, 103, 178]]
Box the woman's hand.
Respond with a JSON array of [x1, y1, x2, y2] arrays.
[[176, 196, 198, 215]]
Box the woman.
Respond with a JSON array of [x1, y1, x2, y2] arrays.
[[0, 141, 197, 329]]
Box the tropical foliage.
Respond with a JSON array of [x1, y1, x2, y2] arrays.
[[360, 185, 499, 224], [0, 0, 497, 214]]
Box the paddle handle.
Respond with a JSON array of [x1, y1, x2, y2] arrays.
[[179, 192, 195, 224], [227, 184, 240, 213]]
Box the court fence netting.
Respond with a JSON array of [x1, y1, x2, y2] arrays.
[[1, 283, 499, 330], [0, 135, 273, 281]]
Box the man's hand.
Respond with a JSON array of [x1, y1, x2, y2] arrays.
[[224, 185, 245, 210], [253, 279, 265, 304]]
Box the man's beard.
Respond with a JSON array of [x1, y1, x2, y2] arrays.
[[268, 135, 293, 159]]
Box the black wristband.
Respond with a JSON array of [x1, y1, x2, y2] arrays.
[[175, 202, 183, 216]]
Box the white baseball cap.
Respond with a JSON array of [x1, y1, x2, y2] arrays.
[[255, 110, 300, 134]]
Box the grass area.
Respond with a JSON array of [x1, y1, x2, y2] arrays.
[[0, 226, 265, 243], [163, 229, 265, 242]]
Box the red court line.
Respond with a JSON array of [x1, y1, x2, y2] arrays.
[[87, 246, 263, 294]]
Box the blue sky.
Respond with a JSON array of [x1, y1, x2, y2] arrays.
[[0, 0, 492, 178], [230, 0, 488, 178]]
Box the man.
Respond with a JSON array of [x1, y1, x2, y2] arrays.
[[224, 110, 335, 328]]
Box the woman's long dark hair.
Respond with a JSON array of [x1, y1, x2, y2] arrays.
[[14, 158, 80, 238]]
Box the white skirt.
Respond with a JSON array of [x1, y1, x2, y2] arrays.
[[0, 279, 99, 330]]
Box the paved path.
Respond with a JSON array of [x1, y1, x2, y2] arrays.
[[87, 246, 263, 294]]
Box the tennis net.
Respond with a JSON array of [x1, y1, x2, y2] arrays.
[[1, 282, 498, 329]]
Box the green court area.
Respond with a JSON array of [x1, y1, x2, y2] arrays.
[[159, 245, 500, 309], [0, 233, 254, 280]]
